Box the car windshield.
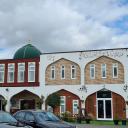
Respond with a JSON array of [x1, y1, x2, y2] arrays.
[[35, 112, 60, 122], [0, 112, 17, 123]]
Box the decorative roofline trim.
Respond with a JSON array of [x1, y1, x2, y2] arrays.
[[42, 47, 128, 55]]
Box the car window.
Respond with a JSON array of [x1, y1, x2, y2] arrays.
[[25, 112, 35, 121], [15, 112, 25, 121], [35, 112, 60, 122], [0, 112, 17, 123]]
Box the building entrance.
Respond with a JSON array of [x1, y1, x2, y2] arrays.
[[97, 90, 113, 120], [20, 99, 35, 110]]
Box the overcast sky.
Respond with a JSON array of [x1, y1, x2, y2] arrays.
[[0, 0, 128, 59]]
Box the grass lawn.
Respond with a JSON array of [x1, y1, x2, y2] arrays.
[[75, 120, 127, 126]]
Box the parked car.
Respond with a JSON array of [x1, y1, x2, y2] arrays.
[[13, 110, 77, 128], [0, 111, 32, 128]]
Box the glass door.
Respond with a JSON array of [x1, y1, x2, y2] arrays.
[[97, 98, 112, 120], [98, 100, 104, 118], [105, 100, 112, 119]]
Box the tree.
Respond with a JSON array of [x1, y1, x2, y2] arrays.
[[46, 92, 60, 113]]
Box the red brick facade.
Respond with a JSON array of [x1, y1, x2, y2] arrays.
[[52, 89, 81, 114], [85, 91, 126, 119], [0, 58, 40, 87]]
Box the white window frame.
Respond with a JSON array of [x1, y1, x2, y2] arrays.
[[96, 98, 113, 120], [18, 63, 25, 82], [0, 64, 5, 83], [7, 63, 15, 83], [90, 64, 95, 79], [112, 63, 118, 78], [51, 65, 55, 80], [73, 100, 79, 114], [71, 65, 76, 79], [101, 64, 106, 78], [61, 65, 65, 79], [28, 62, 35, 82], [60, 96, 66, 113]]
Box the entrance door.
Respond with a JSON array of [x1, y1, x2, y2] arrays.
[[97, 90, 113, 120], [20, 100, 35, 110], [97, 99, 112, 120]]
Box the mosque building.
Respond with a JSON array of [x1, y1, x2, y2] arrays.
[[0, 44, 128, 120]]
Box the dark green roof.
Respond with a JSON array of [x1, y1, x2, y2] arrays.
[[13, 44, 41, 59]]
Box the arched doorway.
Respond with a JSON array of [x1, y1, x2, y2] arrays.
[[10, 90, 41, 113], [85, 89, 126, 120], [46, 89, 80, 115]]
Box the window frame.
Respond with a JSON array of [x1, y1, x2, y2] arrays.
[[51, 65, 55, 80], [112, 63, 118, 78], [61, 65, 65, 79], [7, 63, 15, 83], [71, 65, 76, 79], [73, 100, 79, 114], [0, 64, 5, 83], [28, 62, 35, 82], [101, 64, 106, 78], [90, 64, 95, 79], [18, 63, 25, 82], [60, 96, 66, 113]]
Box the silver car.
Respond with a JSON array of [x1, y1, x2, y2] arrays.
[[0, 111, 32, 128]]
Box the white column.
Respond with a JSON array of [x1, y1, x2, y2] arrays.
[[5, 100, 10, 112], [41, 102, 45, 110]]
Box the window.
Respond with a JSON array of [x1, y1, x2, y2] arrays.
[[112, 63, 118, 78], [73, 100, 79, 114], [51, 66, 55, 79], [18, 63, 25, 82], [101, 64, 106, 78], [15, 112, 25, 121], [61, 66, 65, 79], [28, 62, 35, 82], [71, 65, 76, 79], [8, 63, 15, 82], [24, 112, 35, 121], [90, 64, 95, 79], [60, 96, 66, 113], [0, 64, 5, 83]]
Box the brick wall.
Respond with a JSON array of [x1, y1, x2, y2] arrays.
[[85, 91, 126, 120], [112, 92, 126, 119], [85, 93, 96, 119], [52, 89, 80, 114], [85, 56, 124, 84], [45, 58, 81, 85]]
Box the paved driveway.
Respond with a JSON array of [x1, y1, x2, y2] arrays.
[[76, 124, 127, 128]]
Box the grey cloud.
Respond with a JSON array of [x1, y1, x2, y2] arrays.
[[0, 0, 128, 59]]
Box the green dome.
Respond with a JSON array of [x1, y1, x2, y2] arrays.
[[13, 44, 41, 59]]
